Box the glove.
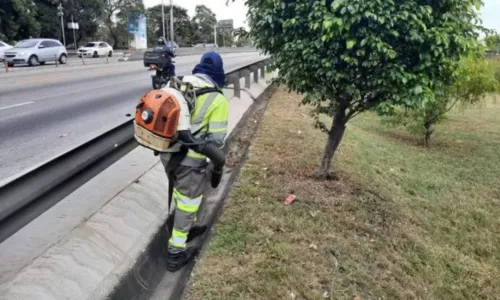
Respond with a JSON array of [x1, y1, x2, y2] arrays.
[[210, 164, 224, 188]]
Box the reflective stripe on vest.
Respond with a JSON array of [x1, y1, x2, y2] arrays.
[[182, 92, 224, 166]]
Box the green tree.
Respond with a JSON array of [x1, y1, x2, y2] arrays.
[[146, 4, 193, 46], [36, 0, 60, 40], [234, 27, 251, 46], [382, 56, 499, 146], [217, 31, 234, 47], [484, 32, 500, 52], [103, 0, 145, 48], [242, 0, 484, 179], [0, 0, 40, 42], [60, 0, 105, 46], [192, 5, 216, 44]]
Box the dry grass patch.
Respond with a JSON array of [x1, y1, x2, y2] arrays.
[[186, 88, 500, 300]]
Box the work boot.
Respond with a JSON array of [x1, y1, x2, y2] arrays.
[[186, 225, 208, 243], [166, 246, 199, 272]]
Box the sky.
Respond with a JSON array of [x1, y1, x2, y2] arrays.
[[144, 0, 249, 28], [144, 0, 500, 32], [480, 0, 500, 32]]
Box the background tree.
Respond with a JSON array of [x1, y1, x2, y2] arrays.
[[36, 0, 60, 39], [192, 5, 216, 44], [381, 56, 499, 146], [234, 27, 251, 46], [484, 32, 500, 52], [0, 0, 105, 45], [61, 0, 105, 46], [103, 0, 144, 48], [243, 0, 484, 179], [0, 0, 40, 42], [147, 4, 193, 46], [217, 31, 234, 47]]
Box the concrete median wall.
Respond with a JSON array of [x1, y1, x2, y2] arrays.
[[118, 47, 259, 62], [0, 65, 275, 300]]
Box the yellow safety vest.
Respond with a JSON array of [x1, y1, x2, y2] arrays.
[[180, 77, 229, 168]]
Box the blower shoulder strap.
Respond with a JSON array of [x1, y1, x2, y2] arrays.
[[194, 87, 223, 97]]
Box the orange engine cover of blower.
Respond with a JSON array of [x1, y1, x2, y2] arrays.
[[133, 89, 181, 152]]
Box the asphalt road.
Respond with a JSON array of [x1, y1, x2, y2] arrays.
[[0, 52, 264, 182]]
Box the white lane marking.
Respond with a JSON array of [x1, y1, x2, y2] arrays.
[[0, 101, 35, 111]]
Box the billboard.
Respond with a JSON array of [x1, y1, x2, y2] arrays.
[[127, 14, 147, 50], [217, 19, 234, 32]]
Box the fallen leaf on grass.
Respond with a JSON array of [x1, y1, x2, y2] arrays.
[[354, 296, 362, 300], [309, 210, 320, 218], [323, 291, 330, 298], [309, 243, 318, 250]]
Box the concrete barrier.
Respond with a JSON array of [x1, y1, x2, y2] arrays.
[[0, 63, 275, 300], [118, 47, 259, 62]]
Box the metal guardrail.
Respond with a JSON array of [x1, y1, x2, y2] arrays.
[[0, 58, 271, 243]]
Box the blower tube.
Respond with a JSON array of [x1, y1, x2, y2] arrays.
[[177, 130, 226, 188]]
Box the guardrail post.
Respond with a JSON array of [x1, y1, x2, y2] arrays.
[[259, 63, 266, 79], [250, 66, 259, 83], [4, 60, 8, 73], [81, 55, 86, 66], [230, 74, 241, 98], [243, 69, 251, 89], [55, 55, 58, 68]]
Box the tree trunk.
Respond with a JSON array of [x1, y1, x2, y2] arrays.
[[317, 110, 347, 180], [424, 121, 432, 147]]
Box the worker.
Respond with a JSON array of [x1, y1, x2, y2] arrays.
[[160, 51, 229, 272]]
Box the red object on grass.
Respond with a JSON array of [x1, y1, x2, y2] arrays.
[[283, 194, 296, 205]]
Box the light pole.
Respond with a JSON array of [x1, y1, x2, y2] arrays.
[[57, 4, 66, 47], [169, 0, 174, 43], [161, 0, 166, 39], [214, 25, 217, 46]]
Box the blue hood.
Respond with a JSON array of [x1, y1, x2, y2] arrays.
[[192, 51, 226, 88]]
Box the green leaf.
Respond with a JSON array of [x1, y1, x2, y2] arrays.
[[332, 0, 342, 10], [290, 18, 296, 25], [323, 19, 333, 29], [414, 85, 423, 94], [346, 40, 356, 49]]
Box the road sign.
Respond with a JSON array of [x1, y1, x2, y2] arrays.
[[67, 22, 79, 30], [217, 19, 234, 32]]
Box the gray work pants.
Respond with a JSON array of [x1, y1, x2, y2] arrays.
[[161, 152, 208, 249]]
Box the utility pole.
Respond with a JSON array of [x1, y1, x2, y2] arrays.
[[71, 14, 77, 50], [161, 0, 166, 39], [57, 4, 66, 47], [169, 0, 174, 43], [69, 0, 77, 50], [214, 25, 217, 46]]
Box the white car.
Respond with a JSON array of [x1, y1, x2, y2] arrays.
[[0, 41, 13, 61], [77, 41, 113, 58]]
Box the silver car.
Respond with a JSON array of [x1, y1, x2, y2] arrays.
[[4, 39, 68, 67], [0, 41, 13, 61]]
